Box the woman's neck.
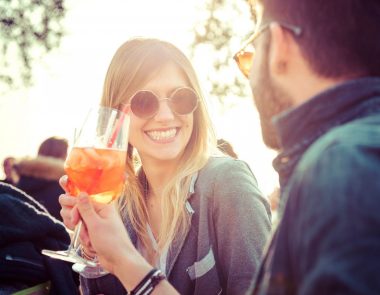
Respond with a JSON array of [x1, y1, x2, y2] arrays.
[[141, 158, 178, 200]]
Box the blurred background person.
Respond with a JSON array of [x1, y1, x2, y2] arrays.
[[1, 157, 19, 185], [217, 138, 238, 159], [15, 136, 68, 221]]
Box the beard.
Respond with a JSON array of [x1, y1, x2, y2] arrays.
[[250, 41, 293, 150]]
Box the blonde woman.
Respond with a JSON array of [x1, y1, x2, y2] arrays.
[[60, 38, 271, 295]]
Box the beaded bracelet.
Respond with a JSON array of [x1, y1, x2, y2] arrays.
[[129, 268, 165, 295]]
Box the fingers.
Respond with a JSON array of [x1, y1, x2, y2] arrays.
[[59, 175, 69, 192], [59, 193, 76, 207], [77, 193, 99, 231], [79, 220, 90, 246], [59, 193, 79, 230]]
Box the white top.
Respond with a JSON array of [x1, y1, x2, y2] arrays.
[[136, 224, 168, 275]]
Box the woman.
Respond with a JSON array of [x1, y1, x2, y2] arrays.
[[60, 37, 271, 295]]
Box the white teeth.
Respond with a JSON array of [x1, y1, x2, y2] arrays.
[[147, 128, 177, 141]]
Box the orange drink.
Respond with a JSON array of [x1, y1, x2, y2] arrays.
[[64, 147, 127, 203], [42, 106, 129, 268]]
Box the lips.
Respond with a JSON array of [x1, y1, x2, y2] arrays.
[[145, 128, 178, 141]]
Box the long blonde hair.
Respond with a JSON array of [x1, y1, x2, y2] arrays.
[[100, 37, 216, 253]]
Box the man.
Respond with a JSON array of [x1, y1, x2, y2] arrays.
[[234, 0, 380, 294]]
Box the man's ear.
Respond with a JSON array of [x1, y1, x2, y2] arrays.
[[268, 23, 294, 76]]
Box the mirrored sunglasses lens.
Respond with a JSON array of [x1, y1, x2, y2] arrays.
[[171, 88, 198, 115], [131, 91, 159, 118]]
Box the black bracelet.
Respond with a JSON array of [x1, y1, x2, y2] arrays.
[[129, 268, 165, 295]]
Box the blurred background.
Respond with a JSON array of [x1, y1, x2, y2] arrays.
[[0, 0, 278, 196]]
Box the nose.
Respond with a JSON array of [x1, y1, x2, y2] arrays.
[[153, 98, 175, 121]]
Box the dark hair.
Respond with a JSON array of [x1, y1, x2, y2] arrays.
[[259, 0, 380, 78], [38, 136, 68, 160], [217, 138, 238, 159]]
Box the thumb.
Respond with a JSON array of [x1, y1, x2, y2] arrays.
[[77, 193, 98, 228], [59, 175, 68, 192]]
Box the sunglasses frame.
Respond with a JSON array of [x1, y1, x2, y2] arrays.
[[234, 22, 302, 78], [125, 86, 200, 119]]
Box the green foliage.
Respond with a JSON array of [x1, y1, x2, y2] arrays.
[[190, 0, 256, 105], [0, 0, 66, 90]]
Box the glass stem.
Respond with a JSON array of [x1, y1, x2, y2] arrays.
[[68, 220, 82, 252]]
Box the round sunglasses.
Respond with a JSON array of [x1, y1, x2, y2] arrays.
[[125, 87, 199, 119]]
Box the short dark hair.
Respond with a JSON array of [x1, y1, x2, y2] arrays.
[[259, 0, 380, 78], [38, 136, 68, 160]]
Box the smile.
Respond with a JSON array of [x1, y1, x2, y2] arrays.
[[146, 128, 178, 141]]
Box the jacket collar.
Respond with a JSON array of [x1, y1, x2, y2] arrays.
[[160, 172, 198, 277], [272, 77, 380, 187], [16, 156, 65, 181]]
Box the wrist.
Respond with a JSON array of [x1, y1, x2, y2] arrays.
[[114, 247, 153, 291], [129, 268, 165, 295]]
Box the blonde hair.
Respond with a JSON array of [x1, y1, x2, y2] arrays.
[[100, 37, 216, 254]]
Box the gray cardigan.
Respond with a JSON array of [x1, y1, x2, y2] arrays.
[[80, 156, 272, 294]]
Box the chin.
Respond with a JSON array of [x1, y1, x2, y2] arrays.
[[151, 148, 184, 162], [257, 112, 280, 150]]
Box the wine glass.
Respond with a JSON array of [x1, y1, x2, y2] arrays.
[[42, 106, 130, 272]]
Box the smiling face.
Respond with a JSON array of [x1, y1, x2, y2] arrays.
[[127, 62, 194, 165]]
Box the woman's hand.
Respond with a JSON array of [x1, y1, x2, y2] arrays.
[[59, 175, 79, 230], [75, 193, 138, 273], [76, 193, 179, 294], [58, 175, 95, 255]]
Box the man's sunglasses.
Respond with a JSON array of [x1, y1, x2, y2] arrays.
[[233, 22, 302, 78], [125, 87, 199, 119]]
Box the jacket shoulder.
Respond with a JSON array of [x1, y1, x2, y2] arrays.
[[199, 156, 253, 178], [195, 156, 263, 204]]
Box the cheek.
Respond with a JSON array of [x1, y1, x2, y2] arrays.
[[185, 116, 195, 144], [180, 115, 194, 143], [249, 52, 264, 88], [187, 116, 194, 134], [127, 117, 141, 146]]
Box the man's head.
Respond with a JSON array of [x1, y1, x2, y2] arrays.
[[259, 0, 380, 78], [38, 136, 68, 160], [238, 0, 380, 149]]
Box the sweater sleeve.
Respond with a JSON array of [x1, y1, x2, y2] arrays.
[[211, 158, 272, 294]]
